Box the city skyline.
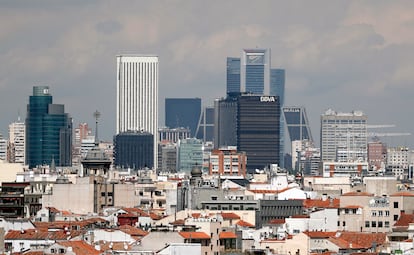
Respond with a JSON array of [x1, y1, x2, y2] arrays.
[[0, 1, 413, 148]]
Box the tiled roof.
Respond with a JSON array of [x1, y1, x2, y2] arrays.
[[179, 231, 210, 239], [119, 225, 148, 238], [341, 205, 363, 209], [304, 231, 337, 238], [33, 218, 108, 231], [291, 215, 309, 218], [5, 229, 82, 240], [341, 191, 374, 197], [394, 212, 414, 227], [219, 231, 237, 239], [303, 198, 340, 208], [390, 192, 414, 197], [170, 219, 185, 226], [248, 189, 278, 194], [236, 220, 255, 228], [328, 232, 387, 249], [220, 212, 240, 220], [57, 240, 100, 255], [268, 218, 285, 224], [121, 207, 150, 217]]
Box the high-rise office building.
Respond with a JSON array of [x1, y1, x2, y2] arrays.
[[237, 94, 280, 172], [8, 119, 25, 164], [241, 48, 270, 94], [213, 97, 238, 148], [177, 138, 203, 174], [270, 69, 285, 168], [114, 131, 154, 170], [195, 106, 214, 143], [283, 106, 313, 143], [320, 109, 367, 162], [226, 57, 241, 96], [116, 55, 158, 169], [165, 98, 201, 137], [26, 86, 72, 168]]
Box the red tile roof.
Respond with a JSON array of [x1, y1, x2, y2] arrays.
[[341, 205, 363, 209], [328, 232, 387, 249], [220, 212, 240, 220], [394, 212, 414, 228], [119, 225, 148, 238], [248, 189, 278, 194], [219, 231, 237, 239], [170, 219, 186, 226], [179, 231, 210, 239], [304, 231, 337, 238], [268, 218, 285, 224], [341, 191, 374, 197], [57, 240, 100, 255], [390, 192, 414, 197], [5, 229, 82, 241], [236, 220, 255, 228], [121, 208, 150, 217], [303, 198, 340, 208]]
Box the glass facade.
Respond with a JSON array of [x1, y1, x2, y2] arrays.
[[165, 98, 201, 137], [177, 138, 203, 173], [226, 57, 241, 96], [283, 106, 313, 142], [270, 69, 286, 168], [114, 131, 154, 169], [26, 86, 72, 168], [242, 49, 269, 95], [237, 95, 280, 172]]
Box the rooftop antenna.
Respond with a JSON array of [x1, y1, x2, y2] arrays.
[[93, 110, 101, 145]]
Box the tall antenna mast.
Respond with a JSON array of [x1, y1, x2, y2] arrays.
[[93, 110, 101, 145]]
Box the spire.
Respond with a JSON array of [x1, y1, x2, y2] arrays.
[[93, 110, 101, 145]]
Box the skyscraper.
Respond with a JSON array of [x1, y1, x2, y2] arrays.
[[320, 109, 367, 162], [226, 57, 241, 96], [165, 98, 201, 137], [270, 69, 285, 168], [241, 48, 270, 94], [114, 131, 154, 169], [237, 94, 280, 172], [26, 86, 72, 168], [283, 106, 313, 143], [8, 119, 25, 164], [116, 55, 158, 169], [213, 97, 238, 148]]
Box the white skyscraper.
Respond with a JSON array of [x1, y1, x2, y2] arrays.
[[8, 120, 25, 164], [116, 55, 159, 169]]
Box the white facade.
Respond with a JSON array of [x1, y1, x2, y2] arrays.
[[8, 121, 25, 164], [116, 55, 159, 169], [320, 109, 367, 162], [0, 134, 7, 161]]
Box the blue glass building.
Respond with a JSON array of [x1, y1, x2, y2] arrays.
[[242, 49, 270, 94], [226, 57, 240, 97], [26, 86, 72, 168], [165, 98, 201, 137], [270, 69, 286, 168]]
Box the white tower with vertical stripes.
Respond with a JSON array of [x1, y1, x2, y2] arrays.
[[116, 55, 159, 169]]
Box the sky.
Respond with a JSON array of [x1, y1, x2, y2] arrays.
[[1, 0, 414, 148]]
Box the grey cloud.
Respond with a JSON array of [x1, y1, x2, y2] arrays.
[[95, 20, 122, 35]]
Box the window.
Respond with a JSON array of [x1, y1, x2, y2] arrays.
[[211, 196, 217, 201], [378, 211, 383, 216], [342, 221, 346, 227], [394, 215, 399, 221], [372, 221, 377, 228], [385, 221, 390, 228], [394, 202, 399, 208], [365, 221, 370, 228], [371, 210, 377, 217], [385, 210, 390, 217], [378, 221, 383, 228]]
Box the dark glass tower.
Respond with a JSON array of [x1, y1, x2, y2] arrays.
[[213, 97, 238, 148], [237, 94, 280, 172], [26, 86, 72, 168], [226, 57, 241, 97], [165, 98, 201, 137], [282, 106, 313, 143], [270, 69, 285, 168], [114, 131, 154, 169]]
